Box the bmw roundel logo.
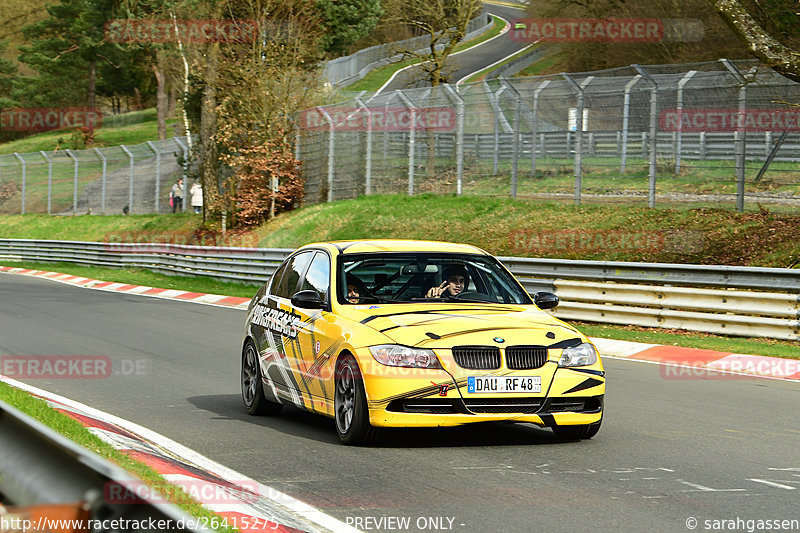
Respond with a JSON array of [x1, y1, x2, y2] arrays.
[[493, 337, 505, 343]]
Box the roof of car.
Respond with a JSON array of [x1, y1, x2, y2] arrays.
[[301, 240, 489, 255]]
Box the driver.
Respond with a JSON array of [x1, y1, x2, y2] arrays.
[[426, 266, 468, 299]]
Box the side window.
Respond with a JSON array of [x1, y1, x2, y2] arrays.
[[268, 262, 289, 296], [299, 252, 331, 302], [274, 252, 313, 299]]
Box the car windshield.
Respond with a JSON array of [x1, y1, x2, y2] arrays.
[[339, 253, 532, 305]]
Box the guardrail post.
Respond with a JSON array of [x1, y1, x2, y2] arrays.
[[65, 149, 79, 215], [562, 73, 592, 205], [721, 59, 748, 213], [13, 153, 26, 214], [39, 151, 53, 215], [120, 145, 135, 213], [397, 90, 416, 196], [620, 75, 641, 174], [146, 141, 161, 213], [674, 70, 697, 175], [531, 80, 551, 176], [443, 84, 465, 195], [93, 148, 107, 215], [633, 65, 658, 208]]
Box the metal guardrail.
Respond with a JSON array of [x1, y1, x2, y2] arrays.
[[0, 399, 210, 532], [1, 239, 798, 340]]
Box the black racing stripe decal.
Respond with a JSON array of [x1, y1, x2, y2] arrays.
[[548, 338, 583, 349], [360, 306, 518, 325], [568, 368, 606, 377], [539, 413, 556, 427], [562, 378, 605, 394]]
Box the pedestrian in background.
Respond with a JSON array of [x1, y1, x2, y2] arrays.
[[190, 181, 203, 214], [171, 178, 184, 213]]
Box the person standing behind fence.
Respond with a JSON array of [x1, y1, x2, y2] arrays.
[[171, 178, 184, 213], [190, 181, 203, 214]]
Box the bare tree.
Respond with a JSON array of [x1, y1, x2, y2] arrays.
[[383, 0, 483, 87], [704, 0, 799, 81]]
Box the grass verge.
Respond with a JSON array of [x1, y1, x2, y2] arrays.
[[0, 381, 233, 532]]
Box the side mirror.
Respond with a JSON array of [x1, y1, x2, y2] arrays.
[[534, 291, 559, 310], [291, 290, 325, 309]]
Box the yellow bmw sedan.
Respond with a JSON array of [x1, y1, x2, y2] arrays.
[[241, 240, 604, 445]]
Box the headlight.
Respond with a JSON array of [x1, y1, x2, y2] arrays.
[[369, 345, 443, 369], [558, 342, 598, 367]]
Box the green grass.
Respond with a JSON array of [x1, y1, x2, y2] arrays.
[[0, 109, 178, 155], [343, 15, 506, 93], [0, 382, 234, 531]]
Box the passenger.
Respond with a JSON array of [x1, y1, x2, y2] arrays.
[[426, 266, 468, 298]]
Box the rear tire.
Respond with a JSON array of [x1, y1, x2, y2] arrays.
[[241, 340, 283, 416], [334, 354, 381, 445]]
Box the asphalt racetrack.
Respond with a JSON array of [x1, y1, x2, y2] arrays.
[[2, 274, 799, 533]]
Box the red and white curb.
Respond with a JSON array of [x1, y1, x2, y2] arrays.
[[591, 338, 800, 382], [0, 266, 251, 310], [0, 375, 359, 533]]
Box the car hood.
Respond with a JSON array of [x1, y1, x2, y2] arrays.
[[341, 302, 583, 348]]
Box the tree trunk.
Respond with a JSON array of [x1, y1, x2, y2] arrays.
[[153, 51, 167, 140], [87, 59, 96, 130], [200, 42, 220, 221]]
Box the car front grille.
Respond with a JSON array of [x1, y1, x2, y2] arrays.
[[463, 398, 543, 414], [506, 346, 549, 369], [452, 346, 500, 369]]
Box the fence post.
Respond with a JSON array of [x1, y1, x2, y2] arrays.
[[397, 90, 416, 196], [721, 59, 748, 213], [443, 84, 465, 195], [146, 141, 161, 213], [39, 151, 52, 215], [93, 148, 107, 215], [485, 82, 505, 175], [620, 75, 641, 174], [633, 65, 658, 208], [674, 70, 697, 175], [13, 153, 26, 215], [120, 145, 135, 213], [174, 137, 189, 210], [355, 97, 373, 195], [501, 78, 522, 199], [65, 149, 79, 215], [531, 80, 551, 176], [562, 73, 592, 206]]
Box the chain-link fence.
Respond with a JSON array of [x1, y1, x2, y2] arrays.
[[297, 59, 800, 211], [0, 137, 190, 215]]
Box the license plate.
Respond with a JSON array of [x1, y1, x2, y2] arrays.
[[467, 376, 541, 393]]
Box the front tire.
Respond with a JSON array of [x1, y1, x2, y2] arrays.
[[334, 355, 381, 445], [241, 340, 283, 416]]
